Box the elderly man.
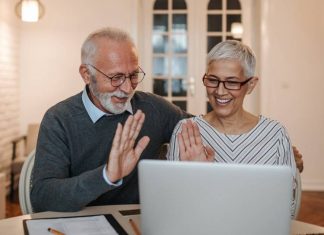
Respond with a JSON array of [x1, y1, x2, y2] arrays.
[[31, 27, 303, 213], [31, 27, 189, 212]]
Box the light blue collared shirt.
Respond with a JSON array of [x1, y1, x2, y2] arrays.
[[82, 88, 133, 123], [81, 87, 133, 186]]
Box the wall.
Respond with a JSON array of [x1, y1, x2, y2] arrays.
[[0, 0, 20, 182], [20, 0, 139, 133], [241, 0, 261, 116], [260, 0, 324, 190]]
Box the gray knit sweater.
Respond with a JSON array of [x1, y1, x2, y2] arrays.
[[31, 91, 188, 212]]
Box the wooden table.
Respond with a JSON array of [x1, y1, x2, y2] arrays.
[[0, 204, 323, 235]]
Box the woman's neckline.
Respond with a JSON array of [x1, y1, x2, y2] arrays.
[[199, 113, 262, 136]]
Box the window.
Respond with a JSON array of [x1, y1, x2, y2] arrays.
[[207, 0, 242, 52], [146, 0, 244, 114], [152, 0, 188, 111]]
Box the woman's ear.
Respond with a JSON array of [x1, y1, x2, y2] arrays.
[[247, 77, 259, 94], [79, 64, 91, 85]]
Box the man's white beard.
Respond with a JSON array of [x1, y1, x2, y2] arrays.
[[89, 82, 134, 114]]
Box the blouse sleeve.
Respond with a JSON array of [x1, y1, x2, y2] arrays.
[[279, 125, 298, 218], [166, 120, 184, 161], [279, 126, 297, 177]]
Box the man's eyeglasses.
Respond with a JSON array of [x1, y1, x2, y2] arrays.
[[203, 74, 253, 90], [87, 64, 145, 87]]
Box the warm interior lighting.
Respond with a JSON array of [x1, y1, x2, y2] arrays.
[[15, 0, 45, 23], [231, 22, 243, 39], [22, 0, 39, 22]]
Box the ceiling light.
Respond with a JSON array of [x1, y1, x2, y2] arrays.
[[15, 0, 45, 22]]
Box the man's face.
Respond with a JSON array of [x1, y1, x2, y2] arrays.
[[86, 38, 139, 114]]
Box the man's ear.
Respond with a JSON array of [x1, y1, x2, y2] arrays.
[[247, 77, 259, 94], [79, 64, 91, 85]]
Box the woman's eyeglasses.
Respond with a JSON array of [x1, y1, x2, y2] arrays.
[[203, 74, 252, 90]]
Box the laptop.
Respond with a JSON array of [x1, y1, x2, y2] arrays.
[[138, 160, 293, 235]]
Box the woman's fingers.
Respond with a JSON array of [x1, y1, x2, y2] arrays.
[[205, 145, 215, 162], [193, 121, 203, 146], [178, 119, 208, 161], [180, 122, 191, 150], [186, 120, 196, 146], [178, 133, 188, 161]]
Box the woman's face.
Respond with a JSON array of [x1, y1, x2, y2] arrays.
[[205, 60, 256, 119]]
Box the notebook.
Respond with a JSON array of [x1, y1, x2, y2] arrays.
[[138, 160, 293, 235]]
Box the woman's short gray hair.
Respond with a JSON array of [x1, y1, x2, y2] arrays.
[[207, 40, 256, 78], [81, 27, 135, 66]]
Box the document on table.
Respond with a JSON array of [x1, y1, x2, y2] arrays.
[[25, 215, 119, 235]]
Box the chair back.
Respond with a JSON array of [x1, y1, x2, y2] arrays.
[[18, 149, 35, 214], [25, 124, 40, 156], [158, 143, 169, 160]]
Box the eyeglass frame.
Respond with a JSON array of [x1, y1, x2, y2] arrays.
[[202, 74, 253, 90], [86, 64, 146, 87]]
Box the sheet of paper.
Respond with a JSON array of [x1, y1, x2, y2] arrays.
[[26, 215, 118, 235]]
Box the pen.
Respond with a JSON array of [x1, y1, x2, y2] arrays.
[[129, 218, 141, 235], [48, 227, 65, 235]]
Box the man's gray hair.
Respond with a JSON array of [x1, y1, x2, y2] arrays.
[[81, 27, 135, 65], [207, 40, 256, 78]]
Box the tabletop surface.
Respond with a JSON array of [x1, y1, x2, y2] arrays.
[[1, 204, 324, 235]]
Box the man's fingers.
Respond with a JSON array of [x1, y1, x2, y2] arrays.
[[120, 115, 134, 146], [124, 110, 145, 150], [131, 111, 145, 144], [129, 110, 143, 138], [134, 136, 150, 158], [123, 110, 142, 149], [107, 123, 123, 180], [111, 123, 122, 151]]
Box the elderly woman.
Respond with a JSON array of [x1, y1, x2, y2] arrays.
[[166, 40, 298, 216]]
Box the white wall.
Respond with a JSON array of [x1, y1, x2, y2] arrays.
[[241, 0, 261, 116], [0, 0, 20, 179], [20, 0, 139, 133], [260, 0, 324, 190]]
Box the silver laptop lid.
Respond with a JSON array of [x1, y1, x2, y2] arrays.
[[139, 160, 293, 235]]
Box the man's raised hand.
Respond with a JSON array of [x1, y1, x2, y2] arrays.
[[107, 110, 150, 183]]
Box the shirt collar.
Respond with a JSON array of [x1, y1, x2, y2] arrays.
[[82, 87, 133, 123]]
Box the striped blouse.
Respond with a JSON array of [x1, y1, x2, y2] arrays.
[[166, 115, 297, 216], [167, 115, 295, 172]]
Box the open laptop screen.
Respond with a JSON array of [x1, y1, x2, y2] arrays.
[[139, 160, 293, 235]]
